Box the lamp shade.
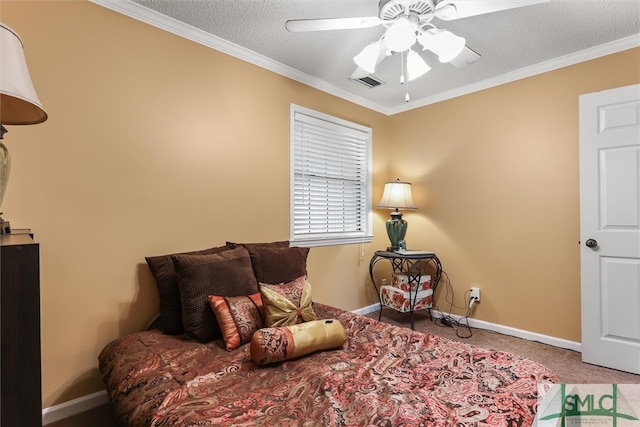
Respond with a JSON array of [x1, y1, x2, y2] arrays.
[[417, 28, 465, 63], [384, 17, 416, 53], [353, 41, 381, 74], [0, 23, 47, 126], [0, 23, 47, 217], [434, 29, 465, 63], [406, 49, 431, 81], [377, 180, 417, 210]]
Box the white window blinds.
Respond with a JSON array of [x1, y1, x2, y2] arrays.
[[290, 105, 372, 247]]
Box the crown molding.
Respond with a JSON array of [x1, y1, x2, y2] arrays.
[[90, 0, 639, 117], [391, 33, 640, 115]]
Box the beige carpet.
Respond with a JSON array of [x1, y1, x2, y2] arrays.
[[49, 309, 640, 426]]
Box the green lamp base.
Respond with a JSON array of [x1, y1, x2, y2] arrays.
[[385, 211, 408, 251]]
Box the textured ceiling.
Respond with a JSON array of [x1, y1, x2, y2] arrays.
[[93, 0, 640, 115]]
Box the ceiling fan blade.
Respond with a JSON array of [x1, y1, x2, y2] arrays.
[[285, 16, 382, 32], [435, 0, 549, 21], [448, 46, 480, 68]]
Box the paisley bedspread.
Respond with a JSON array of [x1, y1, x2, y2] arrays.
[[99, 304, 558, 426]]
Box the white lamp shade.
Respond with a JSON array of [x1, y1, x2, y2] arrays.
[[384, 17, 416, 52], [353, 41, 381, 74], [417, 29, 437, 52], [0, 23, 47, 125], [406, 50, 431, 81], [434, 30, 465, 63], [417, 28, 466, 63], [377, 180, 417, 210]]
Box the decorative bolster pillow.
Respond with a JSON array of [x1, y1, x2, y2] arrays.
[[250, 319, 346, 366]]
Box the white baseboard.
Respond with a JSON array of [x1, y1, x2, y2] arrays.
[[42, 390, 108, 425], [355, 303, 582, 353], [351, 303, 380, 316], [43, 305, 579, 425]]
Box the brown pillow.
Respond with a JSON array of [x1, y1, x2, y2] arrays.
[[226, 240, 289, 250], [260, 276, 317, 327], [226, 241, 301, 283], [174, 247, 258, 342], [248, 246, 310, 284], [145, 245, 230, 334], [209, 293, 264, 351]]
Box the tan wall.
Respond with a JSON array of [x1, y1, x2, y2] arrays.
[[1, 1, 390, 407], [2, 0, 639, 411], [388, 48, 640, 342]]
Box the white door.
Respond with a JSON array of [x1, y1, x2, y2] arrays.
[[580, 83, 640, 374]]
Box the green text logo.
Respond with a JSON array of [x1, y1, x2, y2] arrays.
[[537, 384, 639, 427]]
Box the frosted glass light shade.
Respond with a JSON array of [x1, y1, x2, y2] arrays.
[[406, 50, 431, 81], [384, 18, 416, 52], [434, 30, 466, 63], [417, 28, 466, 63], [417, 30, 437, 52], [353, 41, 381, 74]]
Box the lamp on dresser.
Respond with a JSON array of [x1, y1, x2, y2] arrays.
[[0, 21, 44, 427], [377, 179, 417, 251], [0, 22, 48, 233]]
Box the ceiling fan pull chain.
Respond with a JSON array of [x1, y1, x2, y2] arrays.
[[400, 50, 405, 85], [401, 50, 409, 102]]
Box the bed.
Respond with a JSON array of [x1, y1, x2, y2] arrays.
[[99, 242, 557, 426]]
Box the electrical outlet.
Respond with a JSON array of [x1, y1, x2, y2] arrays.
[[470, 287, 480, 302], [382, 278, 387, 286]]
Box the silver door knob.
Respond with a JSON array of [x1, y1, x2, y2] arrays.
[[585, 239, 598, 248]]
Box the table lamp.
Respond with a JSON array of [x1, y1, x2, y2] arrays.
[[0, 23, 48, 233], [377, 179, 417, 251]]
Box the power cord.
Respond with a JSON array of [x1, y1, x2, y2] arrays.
[[437, 271, 469, 311], [433, 271, 474, 339]]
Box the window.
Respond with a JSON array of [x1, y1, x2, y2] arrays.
[[290, 104, 372, 247]]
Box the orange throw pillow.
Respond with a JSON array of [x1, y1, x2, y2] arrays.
[[209, 293, 264, 351]]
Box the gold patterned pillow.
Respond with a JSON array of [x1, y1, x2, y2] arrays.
[[259, 276, 317, 327], [250, 319, 346, 365]]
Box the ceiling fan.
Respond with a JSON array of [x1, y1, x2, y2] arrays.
[[286, 0, 548, 98]]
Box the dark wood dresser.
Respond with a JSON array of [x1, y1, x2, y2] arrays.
[[1, 232, 42, 426]]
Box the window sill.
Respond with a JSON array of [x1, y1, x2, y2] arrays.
[[291, 235, 373, 248]]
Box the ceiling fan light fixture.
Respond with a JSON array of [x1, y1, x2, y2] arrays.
[[418, 28, 465, 63], [406, 49, 430, 81], [384, 17, 416, 52], [434, 2, 458, 20], [353, 41, 381, 74], [285, 0, 552, 104], [417, 28, 437, 51], [434, 29, 466, 63]]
